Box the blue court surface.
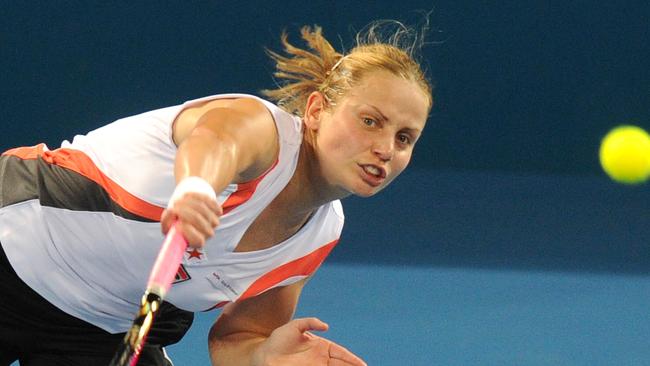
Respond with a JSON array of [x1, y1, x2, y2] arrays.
[[11, 169, 650, 365], [168, 264, 650, 366]]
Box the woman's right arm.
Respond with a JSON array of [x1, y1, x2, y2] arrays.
[[161, 97, 279, 247]]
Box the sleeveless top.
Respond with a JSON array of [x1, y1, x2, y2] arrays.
[[0, 94, 343, 333]]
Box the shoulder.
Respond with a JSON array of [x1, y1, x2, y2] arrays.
[[311, 200, 345, 239], [220, 97, 272, 119], [197, 94, 290, 124], [195, 96, 276, 132], [173, 95, 278, 146], [330, 199, 344, 220]]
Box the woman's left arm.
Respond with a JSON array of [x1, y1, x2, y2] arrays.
[[208, 279, 367, 366]]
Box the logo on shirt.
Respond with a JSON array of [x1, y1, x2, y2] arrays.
[[173, 264, 191, 284], [186, 248, 204, 260], [207, 271, 239, 297]]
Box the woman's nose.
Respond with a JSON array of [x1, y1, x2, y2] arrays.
[[372, 137, 394, 162]]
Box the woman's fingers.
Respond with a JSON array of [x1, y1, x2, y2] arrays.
[[165, 192, 222, 247], [293, 317, 329, 334], [160, 208, 175, 234], [328, 341, 368, 366], [179, 199, 218, 235]]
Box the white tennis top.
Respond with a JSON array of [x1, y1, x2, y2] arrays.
[[0, 94, 343, 333]]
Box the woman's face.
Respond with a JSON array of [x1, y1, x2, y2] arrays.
[[306, 70, 430, 197]]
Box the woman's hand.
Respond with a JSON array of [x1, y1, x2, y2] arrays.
[[161, 191, 222, 248], [253, 318, 367, 366]]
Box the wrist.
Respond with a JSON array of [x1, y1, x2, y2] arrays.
[[250, 341, 268, 366], [168, 176, 217, 208], [250, 337, 280, 366]]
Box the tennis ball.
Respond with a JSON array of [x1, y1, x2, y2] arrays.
[[599, 125, 650, 184]]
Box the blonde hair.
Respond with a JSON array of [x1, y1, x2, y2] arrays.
[[262, 21, 434, 117]]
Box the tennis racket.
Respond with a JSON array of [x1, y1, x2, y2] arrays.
[[109, 222, 188, 366]]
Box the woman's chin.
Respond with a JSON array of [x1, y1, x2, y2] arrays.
[[350, 184, 383, 198]]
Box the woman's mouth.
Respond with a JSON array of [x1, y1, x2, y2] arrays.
[[359, 164, 386, 187]]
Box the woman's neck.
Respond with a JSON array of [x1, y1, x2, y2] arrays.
[[280, 137, 349, 219]]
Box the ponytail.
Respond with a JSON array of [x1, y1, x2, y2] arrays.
[[262, 26, 343, 116], [263, 21, 433, 117]]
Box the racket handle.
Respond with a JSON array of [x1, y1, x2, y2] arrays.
[[146, 222, 188, 299]]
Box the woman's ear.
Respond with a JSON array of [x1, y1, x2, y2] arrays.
[[304, 91, 326, 131]]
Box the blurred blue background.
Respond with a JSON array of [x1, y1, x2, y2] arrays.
[[3, 1, 649, 365]]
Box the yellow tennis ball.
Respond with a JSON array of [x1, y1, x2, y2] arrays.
[[599, 125, 650, 184]]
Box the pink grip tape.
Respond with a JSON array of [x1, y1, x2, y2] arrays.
[[146, 222, 188, 299]]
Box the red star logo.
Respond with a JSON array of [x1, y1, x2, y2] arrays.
[[186, 248, 204, 260]]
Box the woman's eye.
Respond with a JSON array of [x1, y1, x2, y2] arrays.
[[362, 118, 376, 126], [398, 134, 412, 144]]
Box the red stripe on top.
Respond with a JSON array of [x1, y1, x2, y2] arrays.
[[203, 301, 230, 312], [221, 159, 279, 215], [3, 144, 164, 221], [238, 239, 339, 301]]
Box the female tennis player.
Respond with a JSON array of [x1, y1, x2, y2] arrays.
[[0, 22, 432, 365]]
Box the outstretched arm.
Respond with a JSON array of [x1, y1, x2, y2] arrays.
[[161, 98, 279, 247], [208, 279, 367, 366]]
